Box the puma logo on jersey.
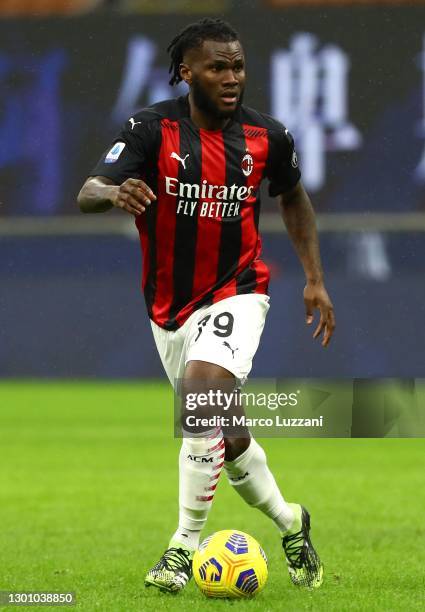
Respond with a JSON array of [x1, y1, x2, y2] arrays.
[[129, 117, 142, 130], [170, 151, 189, 169], [223, 341, 238, 358]]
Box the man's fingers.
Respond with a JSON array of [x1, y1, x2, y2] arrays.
[[304, 300, 314, 325], [118, 193, 145, 215], [304, 284, 335, 346], [322, 309, 336, 347], [124, 185, 152, 206], [322, 328, 331, 347], [133, 179, 157, 200], [123, 179, 157, 202], [133, 184, 155, 204], [114, 179, 156, 216], [126, 204, 145, 216], [127, 195, 146, 215], [139, 185, 157, 201], [315, 307, 336, 346], [313, 316, 325, 339]]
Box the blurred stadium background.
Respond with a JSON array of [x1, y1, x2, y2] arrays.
[[1, 0, 425, 379]]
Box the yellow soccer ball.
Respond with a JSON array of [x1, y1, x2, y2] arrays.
[[193, 530, 268, 598]]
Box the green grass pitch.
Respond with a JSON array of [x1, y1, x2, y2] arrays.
[[0, 382, 424, 611]]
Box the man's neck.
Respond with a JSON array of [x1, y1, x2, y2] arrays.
[[188, 92, 230, 131]]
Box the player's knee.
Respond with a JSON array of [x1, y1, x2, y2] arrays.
[[223, 437, 250, 461], [180, 361, 237, 434]]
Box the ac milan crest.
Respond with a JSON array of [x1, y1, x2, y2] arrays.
[[241, 153, 254, 177]]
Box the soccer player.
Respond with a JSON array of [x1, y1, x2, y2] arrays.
[[78, 18, 335, 593]]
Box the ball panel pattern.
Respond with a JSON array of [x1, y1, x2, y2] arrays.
[[193, 530, 268, 599]]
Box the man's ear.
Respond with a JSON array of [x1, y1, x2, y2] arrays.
[[179, 63, 192, 85]]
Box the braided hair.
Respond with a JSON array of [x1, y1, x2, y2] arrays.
[[167, 18, 239, 86]]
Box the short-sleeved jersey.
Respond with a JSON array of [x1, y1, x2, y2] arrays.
[[90, 96, 300, 331]]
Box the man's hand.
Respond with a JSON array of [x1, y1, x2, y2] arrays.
[[111, 178, 157, 216], [303, 282, 335, 347]]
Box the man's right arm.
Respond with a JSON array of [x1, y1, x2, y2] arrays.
[[77, 176, 156, 216]]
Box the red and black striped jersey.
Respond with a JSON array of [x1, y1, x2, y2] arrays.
[[90, 96, 300, 330]]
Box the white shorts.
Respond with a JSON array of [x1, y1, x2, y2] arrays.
[[151, 294, 270, 389]]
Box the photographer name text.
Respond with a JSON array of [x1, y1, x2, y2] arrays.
[[185, 415, 324, 428]]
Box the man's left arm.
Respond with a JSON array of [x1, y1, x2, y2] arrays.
[[278, 180, 336, 347]]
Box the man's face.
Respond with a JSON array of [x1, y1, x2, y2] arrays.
[[183, 39, 246, 119]]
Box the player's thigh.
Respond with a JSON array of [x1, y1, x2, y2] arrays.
[[185, 294, 270, 385], [150, 321, 186, 389]]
